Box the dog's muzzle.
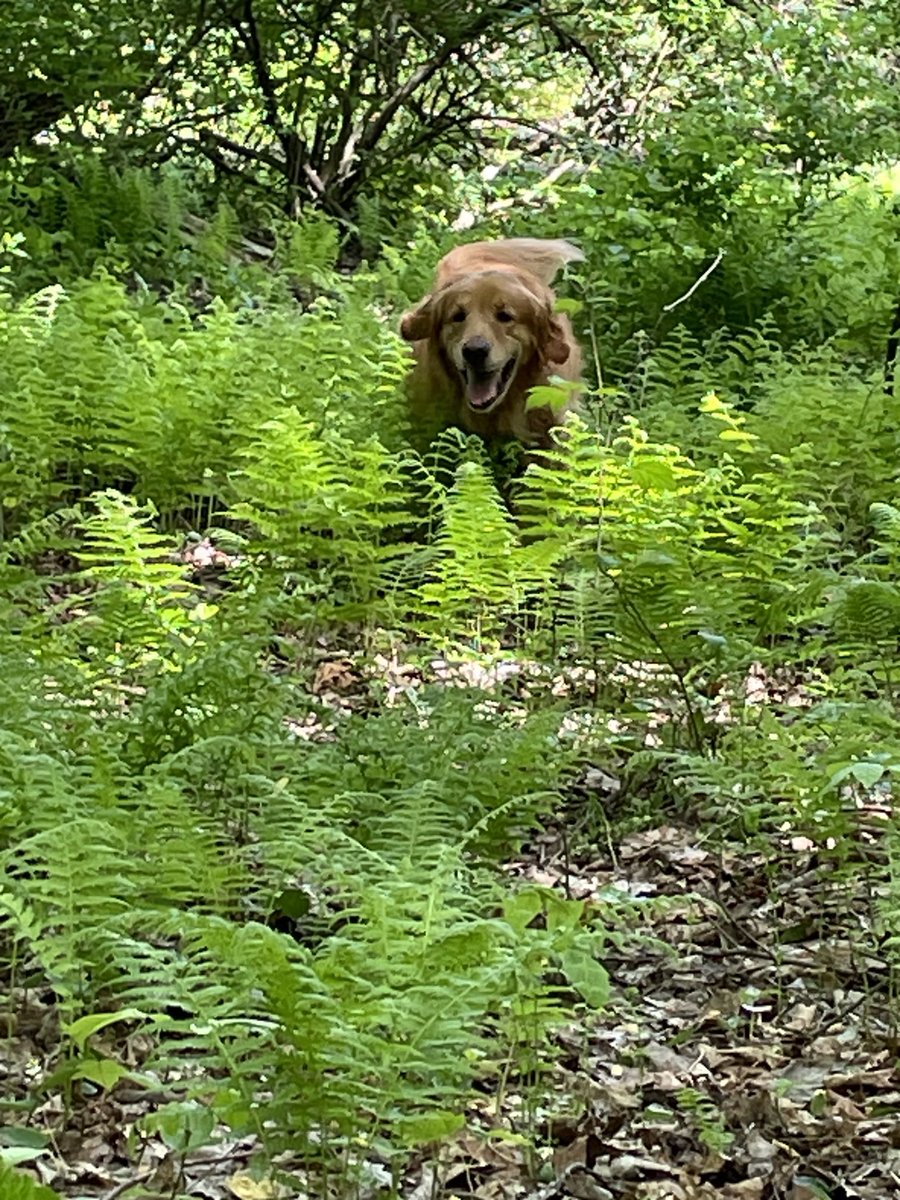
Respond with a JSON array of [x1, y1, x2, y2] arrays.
[[461, 354, 519, 411]]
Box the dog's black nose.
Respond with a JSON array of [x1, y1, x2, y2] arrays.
[[462, 337, 491, 367]]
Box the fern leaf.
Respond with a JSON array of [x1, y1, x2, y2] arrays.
[[833, 581, 900, 643]]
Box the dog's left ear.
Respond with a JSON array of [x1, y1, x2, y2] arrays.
[[541, 308, 571, 365], [400, 296, 435, 342]]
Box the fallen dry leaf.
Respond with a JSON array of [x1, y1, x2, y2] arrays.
[[312, 658, 359, 694], [227, 1171, 291, 1199]]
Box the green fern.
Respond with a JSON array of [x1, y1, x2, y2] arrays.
[[277, 211, 340, 282], [418, 460, 523, 644], [74, 489, 198, 673], [868, 502, 900, 575], [229, 408, 413, 624], [833, 580, 900, 644], [4, 162, 900, 1194]]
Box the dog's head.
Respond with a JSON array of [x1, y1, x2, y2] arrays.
[[400, 269, 571, 415]]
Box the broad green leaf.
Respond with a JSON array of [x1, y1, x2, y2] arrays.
[[63, 1008, 147, 1052], [826, 765, 856, 788], [525, 385, 573, 412], [71, 1059, 132, 1090], [145, 1101, 216, 1152], [630, 460, 677, 491], [0, 1130, 50, 1150], [0, 1161, 62, 1199], [545, 895, 584, 936], [0, 1148, 50, 1167], [828, 761, 884, 789], [271, 888, 311, 921], [560, 948, 610, 1009], [504, 889, 545, 935], [396, 1110, 465, 1146], [546, 375, 582, 392], [699, 393, 726, 413], [849, 762, 885, 788]]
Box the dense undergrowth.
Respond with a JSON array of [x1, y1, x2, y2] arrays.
[[3, 148, 900, 1199]]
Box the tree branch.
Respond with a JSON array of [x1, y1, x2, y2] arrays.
[[197, 128, 284, 172], [352, 10, 533, 161], [235, 0, 287, 152], [135, 1, 212, 103]]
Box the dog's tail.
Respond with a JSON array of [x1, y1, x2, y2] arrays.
[[438, 237, 585, 288], [475, 238, 585, 285]]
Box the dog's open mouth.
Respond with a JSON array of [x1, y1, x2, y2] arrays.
[[462, 355, 518, 412]]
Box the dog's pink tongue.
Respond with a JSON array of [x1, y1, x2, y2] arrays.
[[467, 373, 499, 409]]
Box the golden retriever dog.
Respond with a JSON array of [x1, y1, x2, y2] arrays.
[[400, 238, 584, 449]]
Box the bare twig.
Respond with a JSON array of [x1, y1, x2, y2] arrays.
[[102, 1170, 157, 1200], [135, 1, 212, 102], [474, 113, 577, 150], [625, 34, 675, 134], [661, 250, 725, 314]]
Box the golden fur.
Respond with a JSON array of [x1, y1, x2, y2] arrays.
[[400, 238, 584, 448]]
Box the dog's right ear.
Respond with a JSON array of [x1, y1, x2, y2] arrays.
[[400, 296, 435, 342]]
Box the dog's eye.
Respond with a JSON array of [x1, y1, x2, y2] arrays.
[[496, 310, 514, 323], [451, 309, 467, 323]]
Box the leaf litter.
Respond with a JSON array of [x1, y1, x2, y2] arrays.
[[4, 646, 900, 1200]]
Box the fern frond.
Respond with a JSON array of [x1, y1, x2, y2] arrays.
[[833, 580, 900, 645], [417, 460, 522, 644]]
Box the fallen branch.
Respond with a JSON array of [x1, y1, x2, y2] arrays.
[[181, 212, 274, 261]]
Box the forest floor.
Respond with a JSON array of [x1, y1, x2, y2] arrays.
[[6, 650, 898, 1200]]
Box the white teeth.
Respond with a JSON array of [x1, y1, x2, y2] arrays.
[[460, 354, 519, 412]]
